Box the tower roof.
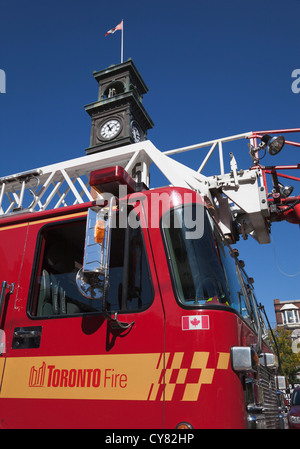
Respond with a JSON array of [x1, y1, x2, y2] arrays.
[[92, 59, 149, 95]]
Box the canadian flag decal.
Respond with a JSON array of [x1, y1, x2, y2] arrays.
[[182, 315, 209, 331]]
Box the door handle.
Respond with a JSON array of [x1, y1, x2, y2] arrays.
[[13, 328, 42, 339], [12, 326, 42, 349]]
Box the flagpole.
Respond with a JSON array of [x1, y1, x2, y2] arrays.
[[121, 20, 124, 63]]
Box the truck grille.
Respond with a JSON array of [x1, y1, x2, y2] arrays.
[[259, 366, 280, 429]]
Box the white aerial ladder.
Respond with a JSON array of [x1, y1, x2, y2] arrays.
[[0, 128, 299, 246]]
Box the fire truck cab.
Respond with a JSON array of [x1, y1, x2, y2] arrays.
[[0, 131, 298, 429]]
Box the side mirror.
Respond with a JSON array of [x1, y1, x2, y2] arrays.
[[76, 197, 114, 300]]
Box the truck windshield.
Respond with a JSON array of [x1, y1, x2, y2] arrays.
[[162, 204, 253, 318]]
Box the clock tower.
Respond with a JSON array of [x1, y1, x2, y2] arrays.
[[84, 59, 154, 155]]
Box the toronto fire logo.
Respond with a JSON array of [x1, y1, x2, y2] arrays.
[[29, 362, 46, 387], [28, 362, 127, 389]]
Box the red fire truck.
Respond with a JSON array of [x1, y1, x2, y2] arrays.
[[0, 129, 299, 429]]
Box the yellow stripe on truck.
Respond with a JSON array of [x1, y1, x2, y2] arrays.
[[0, 352, 230, 401]]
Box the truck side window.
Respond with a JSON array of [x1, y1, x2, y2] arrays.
[[29, 217, 153, 318], [30, 220, 88, 316]]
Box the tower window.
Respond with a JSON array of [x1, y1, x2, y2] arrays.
[[103, 81, 125, 99]]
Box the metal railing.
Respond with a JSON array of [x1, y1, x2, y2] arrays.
[[0, 145, 146, 217], [0, 129, 299, 220], [164, 131, 253, 176]]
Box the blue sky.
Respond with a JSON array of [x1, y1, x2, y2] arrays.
[[1, 0, 300, 325]]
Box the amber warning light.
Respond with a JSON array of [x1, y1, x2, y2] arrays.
[[90, 166, 137, 197], [94, 219, 105, 244]]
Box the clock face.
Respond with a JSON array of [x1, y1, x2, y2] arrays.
[[100, 119, 121, 140], [132, 124, 141, 143]]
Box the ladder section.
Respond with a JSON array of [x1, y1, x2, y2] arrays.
[[0, 134, 263, 245], [0, 138, 213, 218], [0, 144, 152, 217], [1, 129, 299, 246]]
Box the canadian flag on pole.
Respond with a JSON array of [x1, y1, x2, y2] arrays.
[[105, 20, 123, 37], [182, 315, 210, 331]]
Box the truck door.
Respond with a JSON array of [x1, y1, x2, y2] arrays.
[[0, 219, 29, 401], [152, 202, 247, 429], [0, 207, 165, 429]]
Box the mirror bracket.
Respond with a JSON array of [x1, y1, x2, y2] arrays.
[[107, 313, 135, 330]]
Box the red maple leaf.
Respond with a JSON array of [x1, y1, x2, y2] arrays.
[[191, 318, 200, 327]]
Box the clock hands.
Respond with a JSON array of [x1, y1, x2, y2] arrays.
[[107, 123, 116, 132]]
